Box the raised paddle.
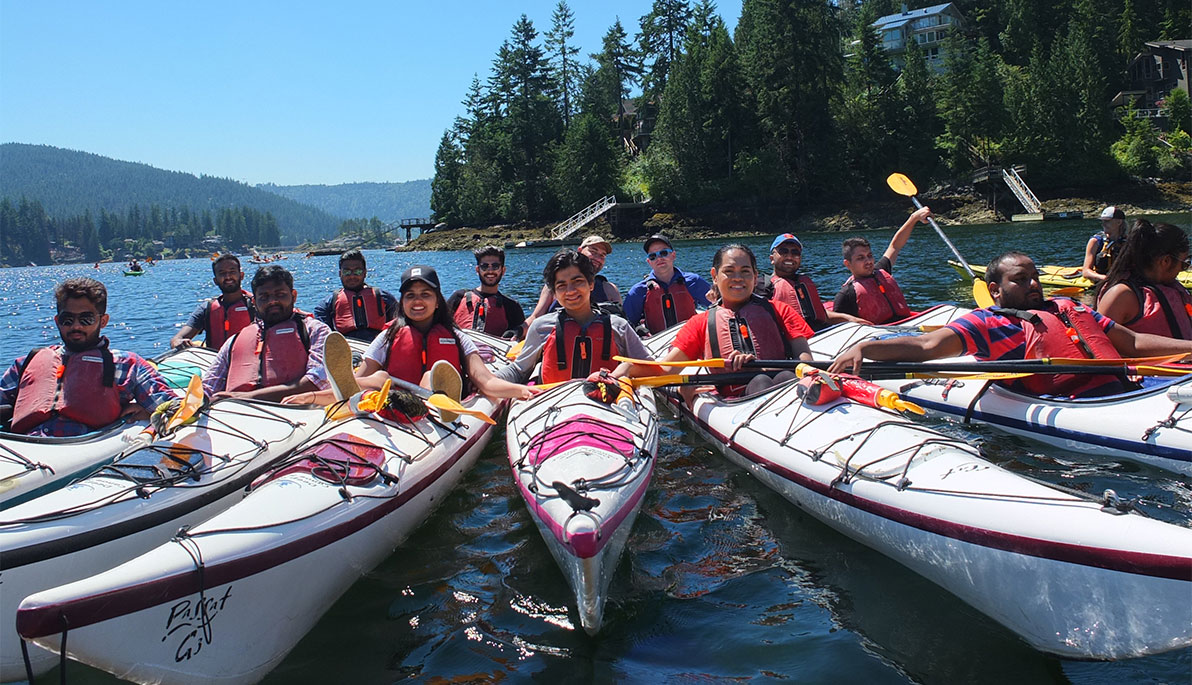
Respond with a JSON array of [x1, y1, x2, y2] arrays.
[[886, 173, 995, 308]]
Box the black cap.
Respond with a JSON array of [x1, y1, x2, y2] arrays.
[[643, 234, 673, 252], [400, 265, 441, 291]]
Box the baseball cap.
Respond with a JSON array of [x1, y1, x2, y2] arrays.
[[400, 265, 441, 291], [1099, 206, 1125, 221], [770, 233, 803, 252], [578, 235, 612, 253], [642, 234, 673, 252]]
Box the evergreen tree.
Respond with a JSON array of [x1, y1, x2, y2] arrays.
[[552, 112, 623, 212], [895, 38, 939, 181], [431, 132, 464, 224], [545, 1, 581, 127], [638, 0, 693, 98], [592, 19, 643, 125]]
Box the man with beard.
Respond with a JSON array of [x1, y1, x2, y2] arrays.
[[830, 252, 1192, 398], [767, 233, 865, 332], [0, 278, 176, 436], [171, 254, 257, 349], [313, 249, 398, 342], [446, 245, 527, 338], [202, 265, 333, 401]]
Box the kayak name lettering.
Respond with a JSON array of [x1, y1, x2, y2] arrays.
[[939, 463, 989, 480], [162, 586, 233, 662]]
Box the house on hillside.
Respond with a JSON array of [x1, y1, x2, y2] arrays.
[[617, 98, 658, 156], [872, 3, 965, 73], [1111, 40, 1191, 128]]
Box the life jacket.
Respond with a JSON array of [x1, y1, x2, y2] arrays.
[[224, 314, 312, 392], [1091, 231, 1121, 275], [846, 269, 911, 324], [383, 322, 466, 385], [1123, 279, 1192, 340], [452, 290, 511, 336], [703, 297, 790, 397], [11, 342, 121, 434], [993, 298, 1121, 397], [771, 273, 829, 331], [642, 276, 698, 334], [541, 310, 618, 384], [333, 287, 387, 334], [205, 292, 254, 349]]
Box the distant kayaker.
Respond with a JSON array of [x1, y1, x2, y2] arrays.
[[446, 245, 528, 339], [832, 207, 932, 324], [648, 244, 815, 401], [527, 235, 623, 323], [128, 259, 142, 272], [766, 233, 866, 331], [621, 234, 711, 336], [1097, 219, 1192, 340], [170, 253, 257, 349], [313, 249, 398, 342], [830, 251, 1192, 398], [1082, 206, 1127, 283], [499, 250, 655, 385], [201, 265, 333, 402], [0, 277, 176, 436]]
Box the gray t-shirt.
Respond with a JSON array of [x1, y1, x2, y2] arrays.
[[496, 310, 653, 383], [363, 325, 480, 366]]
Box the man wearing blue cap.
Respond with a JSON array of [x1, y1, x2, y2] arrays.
[[769, 234, 865, 331], [622, 234, 712, 334]]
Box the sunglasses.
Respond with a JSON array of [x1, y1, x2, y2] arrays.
[[57, 312, 98, 327], [478, 262, 503, 271], [774, 246, 802, 257], [647, 248, 674, 261], [1180, 256, 1191, 270], [340, 268, 365, 276]]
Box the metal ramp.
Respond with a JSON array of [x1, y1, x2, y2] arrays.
[[1001, 167, 1041, 214], [552, 195, 616, 241]]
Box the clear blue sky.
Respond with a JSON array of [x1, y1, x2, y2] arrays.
[[0, 0, 741, 186]]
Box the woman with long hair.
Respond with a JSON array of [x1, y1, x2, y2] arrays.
[[1097, 219, 1192, 340]]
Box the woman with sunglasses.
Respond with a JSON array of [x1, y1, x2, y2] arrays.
[[1097, 219, 1192, 340], [622, 234, 712, 335]]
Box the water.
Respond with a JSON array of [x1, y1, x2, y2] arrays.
[[4, 213, 1190, 684]]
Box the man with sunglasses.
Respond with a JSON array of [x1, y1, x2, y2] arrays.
[[0, 278, 175, 436], [447, 245, 527, 338], [623, 234, 711, 335], [170, 253, 257, 349], [313, 249, 398, 341], [767, 234, 865, 332]]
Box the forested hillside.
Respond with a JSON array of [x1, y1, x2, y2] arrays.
[[432, 0, 1191, 225], [0, 144, 340, 242], [258, 180, 432, 221]]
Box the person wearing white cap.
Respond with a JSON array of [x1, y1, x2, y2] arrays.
[[1083, 206, 1126, 283], [526, 235, 623, 323], [767, 233, 866, 331]]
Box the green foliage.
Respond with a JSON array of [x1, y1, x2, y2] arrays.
[[638, 0, 693, 98], [1164, 89, 1192, 135], [545, 1, 581, 126], [551, 112, 624, 212], [1112, 103, 1161, 175]]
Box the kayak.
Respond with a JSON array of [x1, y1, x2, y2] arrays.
[[13, 345, 512, 684], [123, 270, 145, 276], [0, 399, 324, 682], [506, 379, 659, 634], [0, 345, 218, 511], [949, 260, 1192, 291]]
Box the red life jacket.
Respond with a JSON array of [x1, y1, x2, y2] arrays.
[[541, 311, 619, 384], [206, 292, 254, 349], [847, 269, 911, 324], [704, 298, 790, 361], [994, 298, 1121, 397], [333, 287, 387, 334], [1124, 279, 1192, 340], [11, 343, 121, 434], [224, 314, 312, 392], [383, 322, 465, 385], [642, 276, 698, 334], [452, 290, 511, 336], [771, 273, 828, 330]]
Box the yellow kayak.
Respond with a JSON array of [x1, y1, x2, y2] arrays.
[[948, 261, 1192, 290]]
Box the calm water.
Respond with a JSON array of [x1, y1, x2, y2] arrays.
[[4, 214, 1190, 684]]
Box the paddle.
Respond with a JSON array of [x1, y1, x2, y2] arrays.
[[1048, 286, 1086, 296], [386, 375, 497, 425], [886, 173, 994, 308], [142, 374, 205, 441], [613, 354, 1189, 371]]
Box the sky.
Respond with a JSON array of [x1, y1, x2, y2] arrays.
[[0, 1, 742, 186]]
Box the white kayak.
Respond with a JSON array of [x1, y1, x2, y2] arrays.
[[506, 379, 659, 635], [0, 345, 218, 511], [15, 346, 511, 685], [0, 398, 323, 682]]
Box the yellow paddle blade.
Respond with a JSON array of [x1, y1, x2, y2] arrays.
[[424, 394, 496, 425], [1048, 286, 1086, 296], [893, 398, 926, 415], [356, 378, 392, 413], [506, 340, 525, 360], [1135, 365, 1192, 377], [886, 173, 918, 197], [971, 279, 995, 308], [169, 375, 204, 432], [612, 355, 726, 368]]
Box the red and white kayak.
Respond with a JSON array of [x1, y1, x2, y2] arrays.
[[506, 380, 659, 635]]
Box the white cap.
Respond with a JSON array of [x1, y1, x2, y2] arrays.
[[1099, 206, 1124, 220]]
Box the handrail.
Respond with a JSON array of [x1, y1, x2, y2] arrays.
[[552, 195, 617, 241], [1001, 167, 1041, 214]]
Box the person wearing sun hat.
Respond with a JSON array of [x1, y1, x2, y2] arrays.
[[767, 233, 866, 331], [1083, 206, 1127, 283], [527, 234, 624, 323], [622, 234, 711, 335]]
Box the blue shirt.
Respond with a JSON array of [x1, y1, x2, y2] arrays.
[[622, 268, 712, 327]]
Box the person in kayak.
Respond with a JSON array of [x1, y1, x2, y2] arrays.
[[127, 259, 142, 272], [622, 234, 712, 335], [648, 244, 815, 401], [0, 277, 176, 436], [170, 254, 257, 349], [1097, 219, 1192, 340], [313, 249, 398, 342], [499, 250, 655, 385], [202, 265, 333, 401], [830, 251, 1192, 398], [832, 207, 932, 324], [1082, 206, 1127, 283], [446, 245, 527, 339], [766, 233, 866, 331], [527, 235, 623, 322]]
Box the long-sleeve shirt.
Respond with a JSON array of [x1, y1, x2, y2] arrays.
[[496, 310, 653, 383], [201, 316, 333, 396]]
